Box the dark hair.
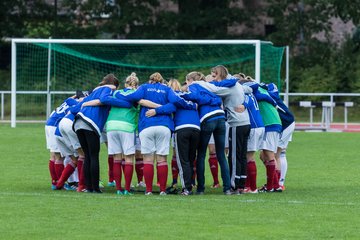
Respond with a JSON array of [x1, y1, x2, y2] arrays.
[[76, 89, 93, 99], [99, 74, 119, 88]]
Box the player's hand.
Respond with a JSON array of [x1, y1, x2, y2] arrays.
[[145, 109, 156, 117], [234, 104, 245, 113]]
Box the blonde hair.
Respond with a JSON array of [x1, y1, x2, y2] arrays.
[[149, 72, 164, 84], [125, 72, 139, 88], [186, 71, 205, 82], [168, 79, 181, 91], [211, 65, 228, 80]]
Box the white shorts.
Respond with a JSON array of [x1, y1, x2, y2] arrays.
[[107, 131, 136, 155], [56, 119, 80, 157], [260, 131, 280, 153], [45, 125, 59, 152], [64, 156, 79, 183], [139, 126, 171, 155], [209, 134, 215, 145], [56, 135, 79, 158], [100, 129, 107, 144], [247, 127, 265, 152], [59, 118, 81, 151], [135, 135, 141, 151], [278, 122, 295, 149]]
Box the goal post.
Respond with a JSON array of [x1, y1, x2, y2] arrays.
[[11, 38, 285, 127]]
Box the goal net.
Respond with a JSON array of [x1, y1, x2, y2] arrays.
[[10, 39, 285, 127]]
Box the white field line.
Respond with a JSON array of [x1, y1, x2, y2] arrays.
[[0, 191, 357, 207]]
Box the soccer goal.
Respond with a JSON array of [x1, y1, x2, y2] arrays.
[[10, 39, 286, 127]]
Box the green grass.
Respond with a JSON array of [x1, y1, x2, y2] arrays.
[[0, 124, 359, 239]]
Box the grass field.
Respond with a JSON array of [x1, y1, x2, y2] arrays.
[[0, 124, 359, 239]]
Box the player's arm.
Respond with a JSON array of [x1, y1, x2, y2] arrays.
[[138, 99, 161, 108], [81, 99, 103, 108], [194, 81, 231, 97], [99, 94, 133, 108], [167, 89, 196, 110], [145, 103, 176, 117]]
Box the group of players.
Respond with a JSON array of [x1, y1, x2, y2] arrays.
[[45, 65, 295, 196]]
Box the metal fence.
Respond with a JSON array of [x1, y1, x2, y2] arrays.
[[1, 91, 359, 126]]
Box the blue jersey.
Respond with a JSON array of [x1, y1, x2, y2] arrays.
[[265, 83, 295, 130], [244, 93, 264, 129], [245, 81, 282, 133], [75, 86, 114, 136], [115, 83, 196, 132], [181, 84, 224, 123], [46, 97, 78, 127], [54, 100, 86, 137], [172, 91, 200, 131]]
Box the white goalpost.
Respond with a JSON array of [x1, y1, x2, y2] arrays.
[[11, 38, 284, 128]]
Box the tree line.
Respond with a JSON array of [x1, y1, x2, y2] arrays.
[[1, 0, 360, 95]]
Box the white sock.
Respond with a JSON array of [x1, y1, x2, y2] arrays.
[[279, 151, 288, 186]]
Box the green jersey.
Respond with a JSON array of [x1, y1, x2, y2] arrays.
[[105, 88, 139, 133], [257, 87, 281, 127]]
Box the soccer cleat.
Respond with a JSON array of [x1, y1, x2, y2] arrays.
[[211, 183, 221, 189], [280, 185, 286, 191], [145, 192, 153, 196], [93, 189, 103, 194], [195, 191, 204, 195], [243, 188, 258, 194], [165, 186, 179, 195], [77, 185, 85, 192], [123, 190, 133, 196], [82, 189, 93, 193], [107, 181, 115, 187], [233, 188, 245, 195], [99, 180, 105, 188], [51, 184, 57, 190], [273, 187, 283, 193], [136, 181, 146, 188], [116, 190, 124, 195], [258, 186, 274, 193], [64, 183, 76, 191], [181, 189, 193, 196], [224, 190, 233, 195], [159, 191, 167, 196]]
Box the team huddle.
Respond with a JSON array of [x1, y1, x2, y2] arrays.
[[45, 65, 295, 196]]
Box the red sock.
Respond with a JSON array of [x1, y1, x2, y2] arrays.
[[135, 158, 144, 183], [208, 154, 219, 184], [143, 162, 154, 193], [54, 160, 64, 181], [247, 161, 257, 191], [49, 159, 57, 185], [121, 159, 125, 175], [108, 155, 114, 182], [265, 160, 276, 190], [56, 162, 76, 188], [124, 162, 134, 191], [77, 157, 85, 191], [273, 170, 280, 189], [171, 156, 179, 184], [276, 170, 281, 182], [113, 160, 123, 191], [157, 162, 168, 192]]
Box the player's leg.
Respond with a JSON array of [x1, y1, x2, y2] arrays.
[[139, 127, 157, 195], [155, 126, 171, 195]]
